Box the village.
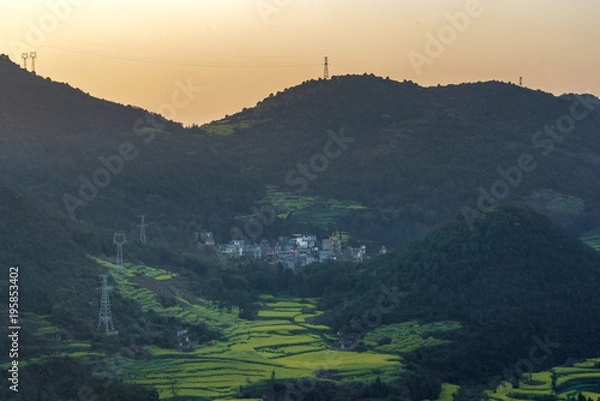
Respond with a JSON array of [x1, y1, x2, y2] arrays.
[[195, 232, 386, 270]]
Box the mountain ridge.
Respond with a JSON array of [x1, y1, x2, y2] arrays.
[[2, 54, 600, 400], [1, 54, 600, 246]]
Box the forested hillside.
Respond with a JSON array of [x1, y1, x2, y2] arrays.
[[2, 53, 600, 400], [1, 55, 600, 249], [310, 204, 600, 383]]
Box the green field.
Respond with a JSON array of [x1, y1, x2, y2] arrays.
[[487, 359, 600, 401], [582, 235, 600, 251], [92, 257, 239, 330], [17, 258, 402, 400], [362, 321, 462, 355], [15, 256, 600, 401], [200, 118, 253, 136], [249, 185, 366, 235], [119, 296, 402, 399], [426, 383, 459, 401]]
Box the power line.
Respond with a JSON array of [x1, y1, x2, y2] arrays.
[[22, 42, 321, 69], [1, 33, 322, 68]]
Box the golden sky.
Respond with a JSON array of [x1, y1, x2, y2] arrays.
[[1, 0, 599, 126]]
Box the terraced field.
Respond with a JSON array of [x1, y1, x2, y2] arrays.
[[362, 321, 462, 354], [250, 185, 365, 236], [486, 359, 600, 401], [120, 294, 401, 399], [11, 256, 600, 400], [86, 260, 402, 399], [200, 117, 253, 136], [93, 257, 238, 330], [426, 383, 459, 401], [582, 235, 600, 252], [4, 258, 403, 399]]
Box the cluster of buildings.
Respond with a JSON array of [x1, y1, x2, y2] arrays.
[[196, 232, 370, 270]]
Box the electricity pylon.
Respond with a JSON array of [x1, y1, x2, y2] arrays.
[[97, 275, 118, 335], [114, 233, 126, 274]]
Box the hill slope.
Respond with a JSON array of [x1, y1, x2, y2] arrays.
[[214, 76, 600, 235], [313, 204, 600, 382], [0, 177, 106, 342], [2, 54, 600, 246], [0, 54, 260, 244], [2, 55, 600, 399]]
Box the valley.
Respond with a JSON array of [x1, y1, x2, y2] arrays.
[[1, 53, 600, 401], [5, 240, 600, 400], [3, 258, 407, 399]]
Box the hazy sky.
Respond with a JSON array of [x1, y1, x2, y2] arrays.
[[1, 0, 599, 126]]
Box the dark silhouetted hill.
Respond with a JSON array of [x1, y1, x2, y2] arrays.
[[1, 54, 600, 246], [312, 204, 600, 382]]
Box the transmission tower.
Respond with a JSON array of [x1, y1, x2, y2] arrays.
[[97, 275, 118, 335], [113, 233, 126, 274], [519, 76, 523, 87], [21, 53, 28, 70], [29, 52, 37, 74], [137, 215, 147, 244], [323, 56, 329, 80]]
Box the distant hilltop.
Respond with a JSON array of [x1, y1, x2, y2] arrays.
[[0, 56, 599, 248]]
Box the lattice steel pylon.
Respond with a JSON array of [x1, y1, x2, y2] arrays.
[[97, 275, 118, 335], [114, 233, 126, 274], [137, 215, 147, 244], [29, 52, 37, 74], [323, 56, 329, 80], [21, 53, 28, 70]]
